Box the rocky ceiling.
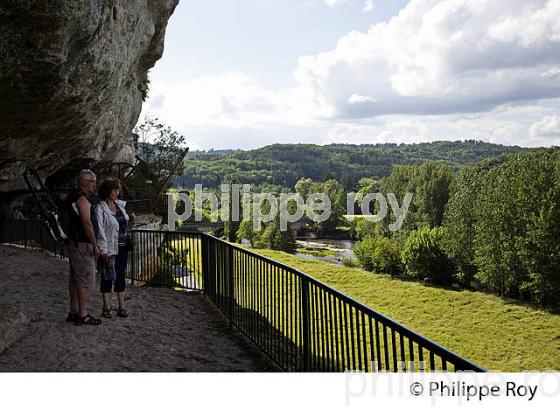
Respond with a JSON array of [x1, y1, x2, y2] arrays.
[[0, 0, 179, 193]]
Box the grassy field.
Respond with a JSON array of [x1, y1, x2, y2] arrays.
[[159, 235, 559, 371], [245, 247, 560, 372], [296, 247, 339, 258]]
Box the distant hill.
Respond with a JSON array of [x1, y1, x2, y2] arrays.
[[176, 140, 529, 189]]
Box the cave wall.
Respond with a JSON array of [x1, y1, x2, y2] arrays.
[[0, 0, 179, 193]]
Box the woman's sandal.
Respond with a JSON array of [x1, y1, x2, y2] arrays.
[[75, 314, 102, 326], [102, 309, 112, 319], [116, 308, 128, 318]]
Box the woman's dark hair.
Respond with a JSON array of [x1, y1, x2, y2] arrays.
[[98, 178, 122, 200]]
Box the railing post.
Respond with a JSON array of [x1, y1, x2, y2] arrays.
[[209, 239, 217, 302], [228, 246, 234, 326], [39, 222, 44, 251], [201, 234, 209, 297], [301, 277, 311, 372], [130, 231, 135, 286]]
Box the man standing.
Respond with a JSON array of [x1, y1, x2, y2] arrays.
[[66, 169, 102, 325]]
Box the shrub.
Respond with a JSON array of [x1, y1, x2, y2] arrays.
[[354, 236, 376, 271], [271, 226, 297, 254], [252, 218, 297, 253], [354, 236, 404, 276], [153, 240, 189, 287], [401, 227, 455, 285]]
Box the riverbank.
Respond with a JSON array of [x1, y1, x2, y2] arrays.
[[296, 238, 356, 265]]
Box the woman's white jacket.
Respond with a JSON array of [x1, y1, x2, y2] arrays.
[[96, 199, 129, 257]]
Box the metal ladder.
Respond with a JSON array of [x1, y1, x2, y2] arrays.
[[22, 169, 67, 242]]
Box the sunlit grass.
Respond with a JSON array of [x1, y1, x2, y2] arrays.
[[247, 247, 560, 372], [296, 248, 339, 258], [162, 237, 560, 371]]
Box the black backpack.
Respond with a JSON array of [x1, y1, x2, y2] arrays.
[[65, 190, 99, 244]]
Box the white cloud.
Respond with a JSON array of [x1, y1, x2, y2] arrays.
[[363, 0, 374, 13], [145, 73, 318, 127], [143, 73, 560, 149], [296, 0, 560, 118], [141, 1, 560, 150], [530, 115, 560, 139], [324, 0, 349, 8], [348, 93, 377, 104], [321, 113, 531, 147]]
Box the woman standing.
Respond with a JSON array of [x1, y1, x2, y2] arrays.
[[96, 178, 135, 318]]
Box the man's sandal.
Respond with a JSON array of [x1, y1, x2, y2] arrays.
[[66, 312, 79, 323], [116, 308, 128, 318], [102, 309, 112, 319], [74, 314, 102, 326]]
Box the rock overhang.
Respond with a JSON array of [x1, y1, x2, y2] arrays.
[[0, 0, 179, 193]]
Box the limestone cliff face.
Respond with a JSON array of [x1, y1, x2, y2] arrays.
[[0, 0, 179, 192]]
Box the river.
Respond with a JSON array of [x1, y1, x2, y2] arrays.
[[295, 238, 357, 265], [240, 238, 358, 266]]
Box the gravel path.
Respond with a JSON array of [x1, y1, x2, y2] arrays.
[[0, 245, 275, 371]]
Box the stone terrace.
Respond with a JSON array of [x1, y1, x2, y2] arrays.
[[0, 245, 275, 371]]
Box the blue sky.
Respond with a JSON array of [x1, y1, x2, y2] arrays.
[[152, 0, 409, 88], [143, 0, 560, 150]]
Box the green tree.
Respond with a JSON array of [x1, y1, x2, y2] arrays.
[[442, 167, 484, 286], [354, 235, 404, 277], [236, 220, 257, 246], [350, 217, 386, 240], [380, 162, 453, 232], [468, 148, 560, 304], [314, 179, 347, 235], [295, 177, 314, 201], [401, 227, 455, 285], [131, 116, 187, 198], [520, 183, 560, 306], [356, 177, 382, 197], [414, 162, 453, 227], [223, 182, 241, 243], [272, 222, 297, 254]]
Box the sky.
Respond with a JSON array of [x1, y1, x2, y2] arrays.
[[142, 0, 560, 150]]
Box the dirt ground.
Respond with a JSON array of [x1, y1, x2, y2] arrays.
[[0, 245, 275, 371]]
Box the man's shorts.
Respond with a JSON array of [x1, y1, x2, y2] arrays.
[[68, 242, 96, 289]]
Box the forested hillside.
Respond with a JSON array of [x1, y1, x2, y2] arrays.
[[176, 141, 527, 189]]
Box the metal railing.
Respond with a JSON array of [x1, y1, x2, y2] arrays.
[[202, 235, 484, 372], [0, 219, 66, 258], [0, 220, 484, 372], [132, 229, 485, 372], [129, 229, 203, 291]]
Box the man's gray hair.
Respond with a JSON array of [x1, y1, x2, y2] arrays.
[[79, 169, 96, 182]]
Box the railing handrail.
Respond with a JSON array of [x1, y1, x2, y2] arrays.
[[125, 199, 152, 204], [194, 232, 485, 372], [135, 229, 483, 371]]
